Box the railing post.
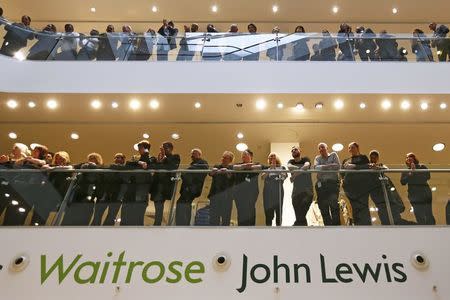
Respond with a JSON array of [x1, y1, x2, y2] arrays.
[[167, 171, 181, 226], [51, 173, 77, 226], [379, 171, 395, 225]]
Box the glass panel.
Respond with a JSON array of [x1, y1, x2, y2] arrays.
[[1, 18, 449, 62]]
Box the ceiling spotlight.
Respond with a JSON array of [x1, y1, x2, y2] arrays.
[[334, 99, 344, 110], [111, 102, 119, 109], [211, 5, 218, 12], [392, 7, 398, 14], [28, 101, 36, 108], [371, 217, 377, 222], [332, 6, 339, 14], [236, 143, 248, 152], [7, 99, 18, 109], [70, 133, 80, 140], [315, 103, 324, 109], [8, 132, 17, 139], [400, 100, 411, 110], [194, 102, 202, 109], [151, 6, 158, 12], [359, 103, 366, 109], [332, 143, 344, 152], [295, 103, 305, 111], [4, 193, 10, 198], [91, 99, 102, 110], [277, 102, 284, 109], [431, 186, 437, 192], [390, 187, 396, 192], [90, 7, 96, 12], [381, 99, 392, 110], [149, 99, 160, 110], [46, 99, 58, 110], [237, 132, 244, 139], [420, 102, 429, 110], [440, 102, 447, 109], [143, 133, 150, 139], [256, 99, 267, 110], [272, 5, 279, 13], [366, 49, 371, 54], [432, 143, 445, 152], [18, 207, 26, 213], [129, 99, 141, 110], [11, 200, 19, 206], [171, 133, 180, 140]]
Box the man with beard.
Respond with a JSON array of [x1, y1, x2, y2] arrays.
[[287, 146, 313, 226]]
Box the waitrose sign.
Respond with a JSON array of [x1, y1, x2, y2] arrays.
[[41, 251, 407, 293]]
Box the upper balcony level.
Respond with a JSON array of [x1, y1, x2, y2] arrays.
[[1, 1, 450, 94]]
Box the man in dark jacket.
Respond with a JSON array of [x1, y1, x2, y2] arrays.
[[157, 19, 178, 61], [97, 25, 119, 61], [1, 15, 34, 57], [151, 141, 181, 225], [429, 22, 450, 61], [175, 148, 209, 225]]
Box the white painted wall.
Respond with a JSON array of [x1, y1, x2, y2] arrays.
[[1, 55, 450, 94]]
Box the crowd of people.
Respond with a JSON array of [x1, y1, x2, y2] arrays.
[[1, 7, 450, 62], [0, 140, 437, 227]]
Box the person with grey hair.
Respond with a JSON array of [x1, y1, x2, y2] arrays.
[[175, 148, 209, 225], [314, 143, 341, 226], [117, 25, 135, 60]]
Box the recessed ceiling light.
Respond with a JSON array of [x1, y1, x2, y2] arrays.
[[90, 7, 96, 13], [111, 102, 119, 109], [272, 5, 279, 13], [4, 193, 10, 198], [151, 6, 158, 12], [171, 133, 180, 140], [432, 143, 445, 152], [390, 187, 396, 192], [431, 186, 437, 192], [334, 99, 344, 110], [371, 217, 377, 222], [28, 101, 36, 108], [129, 99, 141, 111], [440, 102, 447, 109], [315, 103, 324, 109], [295, 103, 305, 111], [211, 5, 218, 12], [420, 102, 429, 110], [7, 99, 18, 109], [256, 99, 267, 110], [46, 99, 58, 110], [11, 200, 19, 206], [237, 132, 244, 139], [91, 99, 102, 110], [70, 133, 80, 140], [18, 207, 26, 213], [149, 99, 160, 110], [359, 103, 366, 109], [194, 102, 201, 109], [392, 7, 398, 14], [236, 143, 248, 152], [332, 6, 339, 14], [400, 100, 411, 110], [143, 133, 150, 139], [277, 102, 284, 109], [332, 143, 344, 152], [8, 132, 17, 139], [14, 51, 25, 61], [381, 99, 392, 110]]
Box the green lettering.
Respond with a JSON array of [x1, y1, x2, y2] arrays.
[[41, 254, 82, 285], [125, 261, 144, 283], [142, 262, 165, 284], [185, 261, 205, 284], [74, 261, 100, 284], [166, 261, 183, 283]]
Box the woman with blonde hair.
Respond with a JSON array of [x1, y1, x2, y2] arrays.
[[262, 152, 287, 226]]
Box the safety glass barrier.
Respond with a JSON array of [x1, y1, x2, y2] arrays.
[[0, 168, 448, 227], [1, 20, 449, 62]]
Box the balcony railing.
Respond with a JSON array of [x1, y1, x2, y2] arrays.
[[1, 20, 449, 62], [0, 168, 448, 227]]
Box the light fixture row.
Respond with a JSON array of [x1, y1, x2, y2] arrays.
[[6, 132, 182, 141], [331, 142, 446, 153]]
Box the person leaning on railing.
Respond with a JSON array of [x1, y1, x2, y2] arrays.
[[290, 25, 311, 61], [412, 29, 434, 62], [96, 25, 119, 61], [54, 24, 80, 61], [0, 15, 34, 57], [175, 148, 209, 226], [262, 152, 287, 226], [400, 153, 436, 225], [341, 142, 372, 225], [27, 24, 58, 60], [429, 22, 450, 62]]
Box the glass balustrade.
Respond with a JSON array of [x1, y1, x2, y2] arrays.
[[1, 19, 448, 62], [0, 167, 448, 227]]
